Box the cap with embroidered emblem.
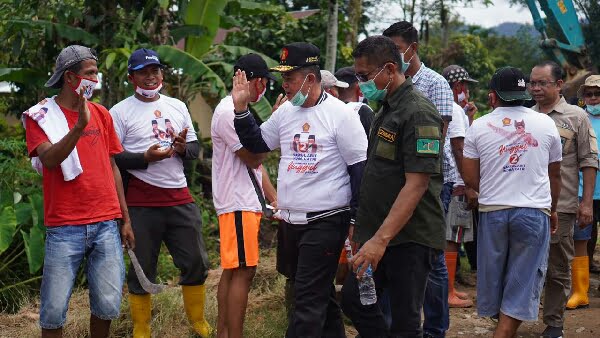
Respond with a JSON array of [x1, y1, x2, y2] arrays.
[[128, 48, 166, 72], [489, 66, 531, 101], [270, 42, 320, 73]]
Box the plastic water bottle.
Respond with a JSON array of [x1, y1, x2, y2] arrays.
[[358, 264, 377, 305]]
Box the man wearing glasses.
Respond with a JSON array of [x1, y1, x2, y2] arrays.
[[341, 35, 445, 337], [530, 61, 598, 338]]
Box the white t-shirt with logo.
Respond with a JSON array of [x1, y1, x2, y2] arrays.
[[211, 96, 262, 215], [259, 93, 367, 213], [110, 94, 198, 188], [463, 106, 562, 209]]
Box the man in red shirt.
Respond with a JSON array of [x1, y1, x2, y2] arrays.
[[24, 45, 134, 338]]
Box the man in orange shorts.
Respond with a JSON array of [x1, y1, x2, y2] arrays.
[[211, 53, 277, 338]]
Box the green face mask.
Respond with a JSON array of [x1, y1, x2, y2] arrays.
[[358, 66, 391, 102], [400, 44, 414, 73], [290, 75, 310, 106]]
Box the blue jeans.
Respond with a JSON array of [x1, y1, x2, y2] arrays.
[[40, 220, 125, 329], [422, 183, 452, 337], [477, 208, 549, 321]]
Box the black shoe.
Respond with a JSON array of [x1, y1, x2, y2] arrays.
[[541, 325, 564, 338]]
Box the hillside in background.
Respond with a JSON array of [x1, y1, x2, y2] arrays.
[[492, 22, 539, 37]]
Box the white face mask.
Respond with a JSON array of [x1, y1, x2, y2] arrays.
[[71, 76, 98, 100], [457, 91, 466, 103], [135, 83, 163, 99]]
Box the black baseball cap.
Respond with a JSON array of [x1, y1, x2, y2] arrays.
[[270, 42, 320, 73], [335, 67, 358, 85], [489, 66, 531, 101], [233, 54, 276, 81], [442, 65, 478, 84], [128, 48, 166, 72]]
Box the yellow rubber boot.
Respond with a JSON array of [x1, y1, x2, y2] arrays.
[[566, 256, 590, 309], [182, 285, 213, 337], [129, 294, 151, 338]]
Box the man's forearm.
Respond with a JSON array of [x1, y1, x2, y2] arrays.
[[182, 140, 200, 160], [450, 138, 465, 178], [234, 110, 271, 153], [581, 166, 597, 204], [38, 126, 85, 169], [111, 157, 130, 224], [373, 175, 430, 244], [348, 161, 366, 224], [114, 151, 148, 170]]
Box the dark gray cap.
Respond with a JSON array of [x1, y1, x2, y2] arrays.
[[45, 45, 98, 88], [442, 65, 478, 84]]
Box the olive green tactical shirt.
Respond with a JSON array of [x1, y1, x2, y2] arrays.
[[533, 97, 599, 214], [354, 78, 446, 250]]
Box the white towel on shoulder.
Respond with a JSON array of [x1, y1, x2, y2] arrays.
[[22, 96, 83, 181]]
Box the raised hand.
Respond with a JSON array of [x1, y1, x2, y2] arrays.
[[75, 89, 91, 130], [272, 93, 288, 112], [232, 69, 252, 113], [170, 128, 188, 155]]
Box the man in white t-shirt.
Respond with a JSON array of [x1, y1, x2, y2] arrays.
[[211, 53, 277, 338], [439, 65, 479, 309], [232, 42, 368, 338], [463, 67, 562, 338], [110, 48, 211, 338]]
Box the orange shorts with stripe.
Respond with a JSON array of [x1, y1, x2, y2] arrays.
[[218, 211, 261, 269]]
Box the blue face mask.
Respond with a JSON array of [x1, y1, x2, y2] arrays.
[[290, 75, 310, 106], [400, 44, 414, 73], [588, 104, 600, 116], [358, 66, 391, 102]]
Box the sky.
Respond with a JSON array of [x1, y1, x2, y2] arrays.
[[368, 0, 536, 33], [458, 0, 534, 28]]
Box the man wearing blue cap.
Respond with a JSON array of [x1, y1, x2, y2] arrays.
[[110, 48, 211, 338], [24, 45, 134, 338]]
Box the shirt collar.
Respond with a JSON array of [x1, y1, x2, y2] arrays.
[[382, 77, 414, 110], [412, 63, 426, 84], [533, 96, 567, 114]]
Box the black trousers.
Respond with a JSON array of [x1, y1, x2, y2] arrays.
[[278, 211, 350, 338], [341, 242, 438, 338], [127, 203, 210, 294]]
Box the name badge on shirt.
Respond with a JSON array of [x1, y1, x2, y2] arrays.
[[377, 127, 396, 143]]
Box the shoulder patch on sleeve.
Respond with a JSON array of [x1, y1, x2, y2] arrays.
[[416, 138, 440, 155]]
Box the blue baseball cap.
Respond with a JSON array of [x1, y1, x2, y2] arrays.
[[128, 48, 165, 72]]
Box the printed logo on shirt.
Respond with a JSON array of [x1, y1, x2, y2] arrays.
[[288, 122, 320, 174], [377, 127, 396, 143], [151, 118, 174, 149], [488, 119, 539, 172], [502, 117, 511, 126], [154, 110, 162, 118]]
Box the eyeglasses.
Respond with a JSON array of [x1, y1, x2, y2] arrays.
[[355, 62, 394, 82], [583, 91, 600, 98], [527, 80, 557, 88]]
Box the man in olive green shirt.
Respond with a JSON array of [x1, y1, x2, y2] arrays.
[[530, 61, 598, 338], [341, 35, 445, 337]]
